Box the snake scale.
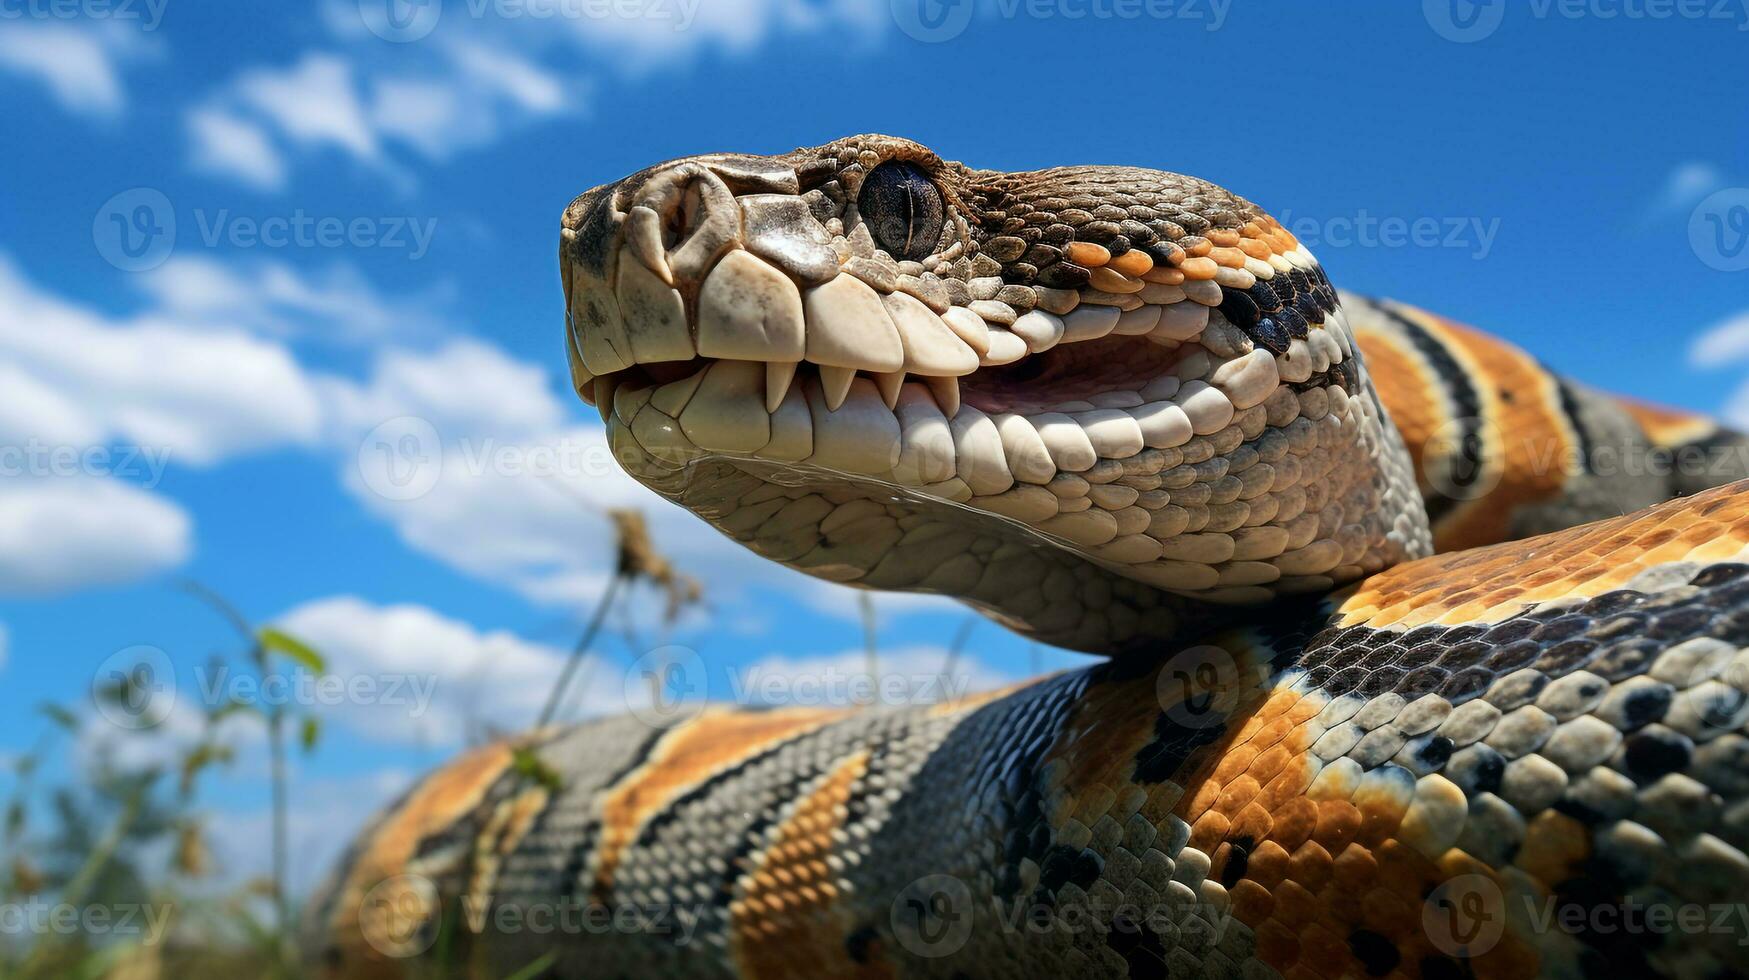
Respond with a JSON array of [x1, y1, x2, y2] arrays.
[[304, 136, 1749, 979]]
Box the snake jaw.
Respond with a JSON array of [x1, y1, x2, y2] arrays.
[[561, 136, 1432, 650]]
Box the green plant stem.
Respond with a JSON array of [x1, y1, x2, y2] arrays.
[[180, 579, 294, 969], [937, 615, 979, 703], [859, 593, 878, 708], [19, 788, 142, 974], [537, 571, 626, 730], [266, 699, 290, 972]]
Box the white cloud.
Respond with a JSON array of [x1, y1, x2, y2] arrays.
[[186, 106, 287, 191], [323, 339, 566, 440], [191, 0, 882, 189], [0, 20, 152, 118], [448, 40, 565, 113], [318, 339, 779, 612], [134, 256, 449, 345], [0, 360, 106, 449], [336, 419, 680, 608], [1692, 310, 1749, 429], [317, 342, 992, 621], [369, 41, 571, 161], [1690, 311, 1749, 367], [237, 53, 380, 161], [190, 42, 574, 188], [321, 341, 643, 609], [0, 255, 324, 464], [275, 595, 628, 745], [551, 0, 884, 64], [0, 476, 190, 595], [1651, 161, 1726, 217]]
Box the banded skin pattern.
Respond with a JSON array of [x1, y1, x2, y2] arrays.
[[305, 137, 1749, 979]]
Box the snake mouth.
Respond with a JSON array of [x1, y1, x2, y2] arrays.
[[559, 137, 1430, 650], [580, 272, 1364, 589]]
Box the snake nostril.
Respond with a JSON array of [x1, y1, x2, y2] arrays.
[[668, 182, 706, 250], [627, 164, 741, 290]]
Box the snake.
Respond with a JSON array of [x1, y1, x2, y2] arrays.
[[303, 135, 1749, 979]]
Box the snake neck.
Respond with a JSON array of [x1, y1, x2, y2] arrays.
[[564, 135, 1434, 653]]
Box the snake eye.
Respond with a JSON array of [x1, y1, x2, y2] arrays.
[[858, 161, 945, 262]]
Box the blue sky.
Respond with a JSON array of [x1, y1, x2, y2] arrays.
[[1, 0, 1747, 890]]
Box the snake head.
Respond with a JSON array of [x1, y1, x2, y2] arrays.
[[560, 135, 1429, 653]]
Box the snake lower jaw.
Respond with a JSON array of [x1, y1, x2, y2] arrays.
[[610, 449, 1211, 652], [588, 325, 1419, 653]]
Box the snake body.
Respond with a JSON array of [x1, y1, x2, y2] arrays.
[[305, 137, 1749, 978]]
